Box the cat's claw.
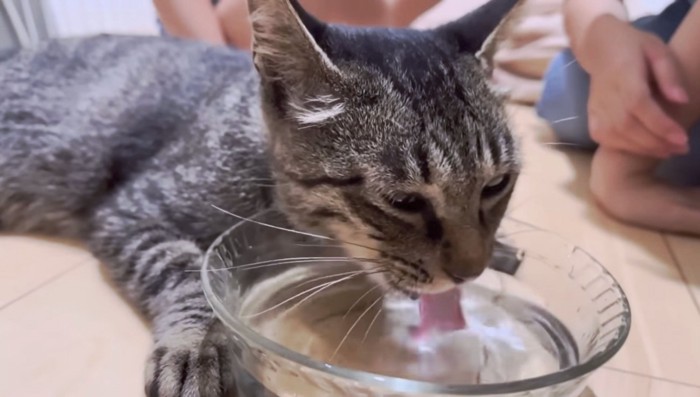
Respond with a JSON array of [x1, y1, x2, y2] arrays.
[[145, 322, 236, 397]]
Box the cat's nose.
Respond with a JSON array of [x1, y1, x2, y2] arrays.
[[441, 264, 483, 284], [439, 237, 488, 283], [442, 267, 468, 284]]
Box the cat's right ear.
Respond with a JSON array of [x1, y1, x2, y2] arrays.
[[433, 0, 521, 72], [247, 0, 341, 92]]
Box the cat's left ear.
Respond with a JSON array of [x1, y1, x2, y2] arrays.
[[433, 0, 522, 72], [247, 0, 341, 90]]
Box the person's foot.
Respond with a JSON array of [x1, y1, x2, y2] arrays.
[[590, 147, 700, 235]]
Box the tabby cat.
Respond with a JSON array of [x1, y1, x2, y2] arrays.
[[0, 0, 520, 395]]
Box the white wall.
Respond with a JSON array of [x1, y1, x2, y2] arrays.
[[0, 0, 48, 48], [1, 0, 159, 49], [42, 0, 159, 38]]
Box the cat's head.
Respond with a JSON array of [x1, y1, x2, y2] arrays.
[[248, 0, 521, 294]]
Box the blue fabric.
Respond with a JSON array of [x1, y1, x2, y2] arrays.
[[537, 0, 700, 185]]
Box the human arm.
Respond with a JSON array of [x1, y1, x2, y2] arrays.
[[153, 0, 226, 45], [589, 3, 700, 235], [215, 0, 252, 50], [563, 0, 628, 64], [666, 1, 700, 128], [564, 0, 689, 158]]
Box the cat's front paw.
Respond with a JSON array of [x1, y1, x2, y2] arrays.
[[145, 322, 236, 397]]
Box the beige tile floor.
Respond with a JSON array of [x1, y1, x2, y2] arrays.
[[1, 105, 699, 396]]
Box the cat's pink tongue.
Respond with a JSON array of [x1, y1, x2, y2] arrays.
[[413, 288, 467, 339]]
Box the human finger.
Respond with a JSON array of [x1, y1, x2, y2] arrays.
[[628, 87, 688, 149], [643, 37, 689, 104]]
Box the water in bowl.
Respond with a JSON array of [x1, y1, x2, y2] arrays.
[[230, 264, 579, 396]]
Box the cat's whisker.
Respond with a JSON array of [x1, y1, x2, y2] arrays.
[[495, 228, 539, 239], [563, 59, 578, 69], [292, 242, 387, 257], [299, 238, 387, 256], [293, 242, 345, 249], [230, 177, 303, 189], [295, 268, 386, 290], [212, 204, 390, 257], [234, 258, 360, 272], [194, 256, 361, 273], [238, 255, 391, 272], [539, 141, 589, 148], [212, 204, 336, 239], [549, 116, 579, 124], [330, 295, 383, 362], [293, 242, 413, 274], [503, 214, 549, 233], [362, 306, 383, 343], [242, 271, 365, 319], [234, 177, 276, 183], [236, 256, 364, 271], [496, 220, 561, 249], [506, 195, 537, 216], [343, 284, 381, 319], [213, 201, 403, 262], [281, 270, 381, 318]]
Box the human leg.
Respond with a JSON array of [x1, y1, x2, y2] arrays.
[[591, 147, 700, 235], [656, 124, 700, 185]]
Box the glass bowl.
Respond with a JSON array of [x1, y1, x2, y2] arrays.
[[202, 210, 631, 397]]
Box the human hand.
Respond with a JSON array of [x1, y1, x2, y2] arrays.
[[216, 0, 253, 50], [581, 15, 689, 158]]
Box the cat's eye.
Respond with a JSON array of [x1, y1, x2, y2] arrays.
[[387, 193, 427, 213], [482, 174, 511, 199]]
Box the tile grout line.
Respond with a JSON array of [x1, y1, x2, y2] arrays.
[[603, 366, 700, 389], [0, 256, 92, 311], [661, 233, 700, 316]]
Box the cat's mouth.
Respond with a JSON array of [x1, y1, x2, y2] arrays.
[[414, 287, 468, 338], [381, 266, 470, 298], [386, 277, 469, 337], [361, 256, 475, 337]]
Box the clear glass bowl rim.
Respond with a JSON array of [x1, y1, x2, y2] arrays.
[[202, 210, 632, 395]]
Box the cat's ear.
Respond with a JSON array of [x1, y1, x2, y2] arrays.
[[247, 0, 340, 89], [434, 0, 522, 72]]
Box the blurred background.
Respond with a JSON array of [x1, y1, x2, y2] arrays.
[[0, 0, 159, 50], [0, 0, 676, 51]]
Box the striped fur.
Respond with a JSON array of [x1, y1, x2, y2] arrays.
[[0, 0, 521, 396]]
